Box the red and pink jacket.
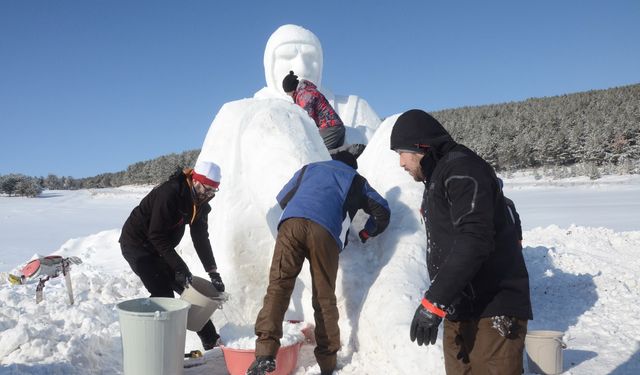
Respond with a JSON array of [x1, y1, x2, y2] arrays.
[[293, 80, 344, 129]]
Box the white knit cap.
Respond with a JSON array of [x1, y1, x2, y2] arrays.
[[193, 160, 221, 189]]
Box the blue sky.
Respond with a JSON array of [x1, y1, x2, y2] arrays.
[[1, 1, 638, 178]]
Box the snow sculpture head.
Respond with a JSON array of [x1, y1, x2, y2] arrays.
[[264, 24, 323, 95]]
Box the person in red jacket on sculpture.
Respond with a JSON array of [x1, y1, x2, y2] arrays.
[[283, 70, 346, 151]]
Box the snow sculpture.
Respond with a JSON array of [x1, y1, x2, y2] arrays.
[[191, 25, 390, 363], [343, 115, 445, 373], [254, 24, 381, 144], [193, 99, 328, 328]]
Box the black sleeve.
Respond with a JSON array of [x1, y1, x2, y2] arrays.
[[347, 175, 390, 237], [190, 203, 217, 272]]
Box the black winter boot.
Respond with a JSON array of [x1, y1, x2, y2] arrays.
[[197, 320, 220, 350], [246, 355, 276, 375]]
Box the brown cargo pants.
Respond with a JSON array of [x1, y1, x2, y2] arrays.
[[443, 317, 527, 375], [254, 218, 340, 373]]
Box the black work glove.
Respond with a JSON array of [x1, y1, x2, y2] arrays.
[[410, 299, 444, 346], [358, 229, 370, 243], [175, 269, 193, 289], [208, 271, 225, 292]]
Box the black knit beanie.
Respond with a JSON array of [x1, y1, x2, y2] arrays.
[[282, 71, 299, 93], [390, 109, 452, 152]]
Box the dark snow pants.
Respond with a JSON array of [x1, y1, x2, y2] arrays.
[[443, 317, 527, 375], [254, 218, 340, 374], [120, 243, 219, 347], [319, 125, 345, 150]]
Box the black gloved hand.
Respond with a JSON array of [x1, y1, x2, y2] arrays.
[[175, 269, 193, 289], [208, 271, 225, 292], [358, 229, 370, 243], [410, 298, 445, 346]]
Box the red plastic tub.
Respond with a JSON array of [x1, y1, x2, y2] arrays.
[[221, 342, 303, 375]]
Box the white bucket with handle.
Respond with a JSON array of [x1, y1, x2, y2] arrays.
[[116, 297, 190, 375], [180, 276, 226, 331], [525, 330, 566, 375]]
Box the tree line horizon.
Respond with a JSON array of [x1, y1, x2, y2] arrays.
[[2, 83, 639, 197]]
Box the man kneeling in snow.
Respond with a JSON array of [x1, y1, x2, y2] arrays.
[[119, 160, 226, 351], [247, 151, 390, 375]]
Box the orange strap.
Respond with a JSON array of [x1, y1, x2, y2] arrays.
[[421, 298, 447, 318]]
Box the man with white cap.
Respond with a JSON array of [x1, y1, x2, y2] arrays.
[[119, 160, 225, 350]]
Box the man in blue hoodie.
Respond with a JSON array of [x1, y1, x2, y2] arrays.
[[247, 151, 390, 375]]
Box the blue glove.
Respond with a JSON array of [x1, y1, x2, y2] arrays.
[[208, 271, 225, 292]]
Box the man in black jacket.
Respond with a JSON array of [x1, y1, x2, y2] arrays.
[[390, 109, 532, 374], [119, 160, 225, 350]]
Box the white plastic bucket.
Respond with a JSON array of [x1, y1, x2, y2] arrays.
[[180, 276, 225, 331], [525, 330, 566, 375], [116, 297, 190, 375]]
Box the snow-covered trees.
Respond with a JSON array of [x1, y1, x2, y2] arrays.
[[438, 83, 640, 173], [2, 84, 638, 191], [0, 174, 43, 197], [1, 150, 199, 194]]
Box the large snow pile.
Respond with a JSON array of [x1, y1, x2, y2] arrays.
[[2, 221, 639, 374], [1, 101, 639, 374]]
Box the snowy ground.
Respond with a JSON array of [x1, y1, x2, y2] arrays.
[[503, 173, 640, 232], [1, 173, 639, 374]]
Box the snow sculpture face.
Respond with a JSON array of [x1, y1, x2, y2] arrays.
[[264, 24, 323, 95]]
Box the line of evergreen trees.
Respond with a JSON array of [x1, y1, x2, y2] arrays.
[[78, 150, 200, 188], [434, 83, 640, 176], [1, 83, 638, 197], [0, 150, 199, 196], [0, 174, 44, 197]]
